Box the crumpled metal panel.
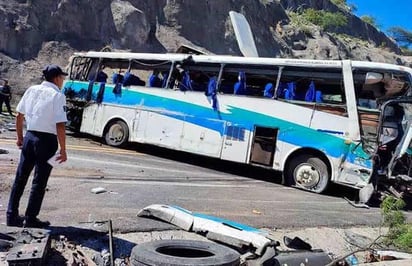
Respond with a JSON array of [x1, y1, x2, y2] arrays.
[[1, 227, 51, 266]]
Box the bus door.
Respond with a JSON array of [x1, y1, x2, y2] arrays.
[[249, 126, 278, 167], [220, 122, 251, 163]]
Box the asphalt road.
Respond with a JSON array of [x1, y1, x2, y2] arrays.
[[1, 132, 411, 234]]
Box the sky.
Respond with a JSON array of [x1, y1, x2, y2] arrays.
[[350, 0, 412, 32]]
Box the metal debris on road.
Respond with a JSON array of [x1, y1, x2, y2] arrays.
[[91, 187, 107, 194]]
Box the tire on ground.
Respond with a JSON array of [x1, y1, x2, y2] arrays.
[[130, 239, 240, 266], [104, 120, 129, 147]]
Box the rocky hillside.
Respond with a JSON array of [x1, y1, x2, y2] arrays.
[[0, 0, 411, 100]]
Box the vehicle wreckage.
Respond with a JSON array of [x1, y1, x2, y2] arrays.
[[62, 12, 412, 203], [136, 204, 332, 265]]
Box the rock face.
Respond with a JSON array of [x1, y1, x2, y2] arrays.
[[0, 0, 410, 98]]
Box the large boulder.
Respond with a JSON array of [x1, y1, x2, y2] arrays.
[[110, 0, 150, 49]]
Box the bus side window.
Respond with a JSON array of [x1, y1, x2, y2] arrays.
[[96, 67, 108, 83], [263, 83, 274, 98], [234, 72, 247, 95], [112, 72, 124, 85], [179, 71, 193, 91], [189, 71, 208, 92], [123, 71, 145, 87], [284, 82, 296, 100], [148, 70, 163, 88]]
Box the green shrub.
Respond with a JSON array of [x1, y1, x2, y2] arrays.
[[332, 33, 369, 46], [380, 196, 412, 252], [301, 8, 348, 31], [394, 226, 412, 250], [286, 10, 313, 36]]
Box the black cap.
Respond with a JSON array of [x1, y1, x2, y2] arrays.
[[42, 64, 68, 80]]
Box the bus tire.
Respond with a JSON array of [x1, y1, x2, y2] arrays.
[[285, 154, 329, 193], [104, 120, 129, 147], [130, 240, 240, 266]]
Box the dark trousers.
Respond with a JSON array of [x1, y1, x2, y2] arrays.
[[7, 131, 58, 219], [0, 95, 12, 114]]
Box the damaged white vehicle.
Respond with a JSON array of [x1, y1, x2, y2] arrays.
[[63, 12, 412, 202]]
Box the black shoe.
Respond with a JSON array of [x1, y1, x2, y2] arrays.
[[24, 217, 51, 228], [6, 215, 24, 227]]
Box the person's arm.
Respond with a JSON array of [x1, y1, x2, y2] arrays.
[[15, 113, 24, 148], [56, 122, 67, 163]]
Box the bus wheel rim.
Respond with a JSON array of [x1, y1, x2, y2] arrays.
[[294, 163, 320, 188], [109, 124, 124, 142]]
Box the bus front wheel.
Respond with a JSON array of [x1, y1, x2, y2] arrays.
[[285, 154, 329, 193], [104, 120, 129, 147]]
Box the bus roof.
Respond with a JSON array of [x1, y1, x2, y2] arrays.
[[73, 51, 412, 74]]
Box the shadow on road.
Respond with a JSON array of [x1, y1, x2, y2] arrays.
[[67, 132, 392, 209], [128, 140, 362, 203]]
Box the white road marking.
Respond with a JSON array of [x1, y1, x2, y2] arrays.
[[78, 178, 255, 188], [69, 155, 238, 178]]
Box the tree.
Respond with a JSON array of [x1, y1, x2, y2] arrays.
[[388, 26, 412, 47]]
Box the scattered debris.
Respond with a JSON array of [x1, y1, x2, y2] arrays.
[[6, 123, 16, 131], [138, 204, 333, 265], [91, 187, 107, 194], [344, 230, 375, 249], [0, 148, 8, 154], [344, 197, 370, 209], [1, 227, 51, 266], [376, 250, 412, 260], [283, 235, 312, 250], [69, 249, 95, 265]]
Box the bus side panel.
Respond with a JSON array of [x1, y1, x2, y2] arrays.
[[80, 104, 136, 138], [133, 110, 148, 143], [142, 112, 184, 149], [181, 120, 225, 158], [221, 122, 251, 163], [80, 104, 98, 135]]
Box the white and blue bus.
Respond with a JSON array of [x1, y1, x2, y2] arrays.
[[63, 51, 412, 196]]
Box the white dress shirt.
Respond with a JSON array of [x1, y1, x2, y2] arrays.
[[16, 81, 67, 135]]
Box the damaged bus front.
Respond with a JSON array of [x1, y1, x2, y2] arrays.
[[346, 70, 412, 201], [375, 98, 412, 198]]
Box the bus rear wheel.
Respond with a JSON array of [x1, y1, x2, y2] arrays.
[[104, 120, 129, 147], [285, 154, 329, 193]]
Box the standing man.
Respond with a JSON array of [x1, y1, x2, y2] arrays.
[[6, 64, 68, 228], [0, 79, 13, 116]]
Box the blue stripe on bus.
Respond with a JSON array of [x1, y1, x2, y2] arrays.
[[64, 82, 372, 167], [316, 129, 345, 135], [192, 213, 262, 233]]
